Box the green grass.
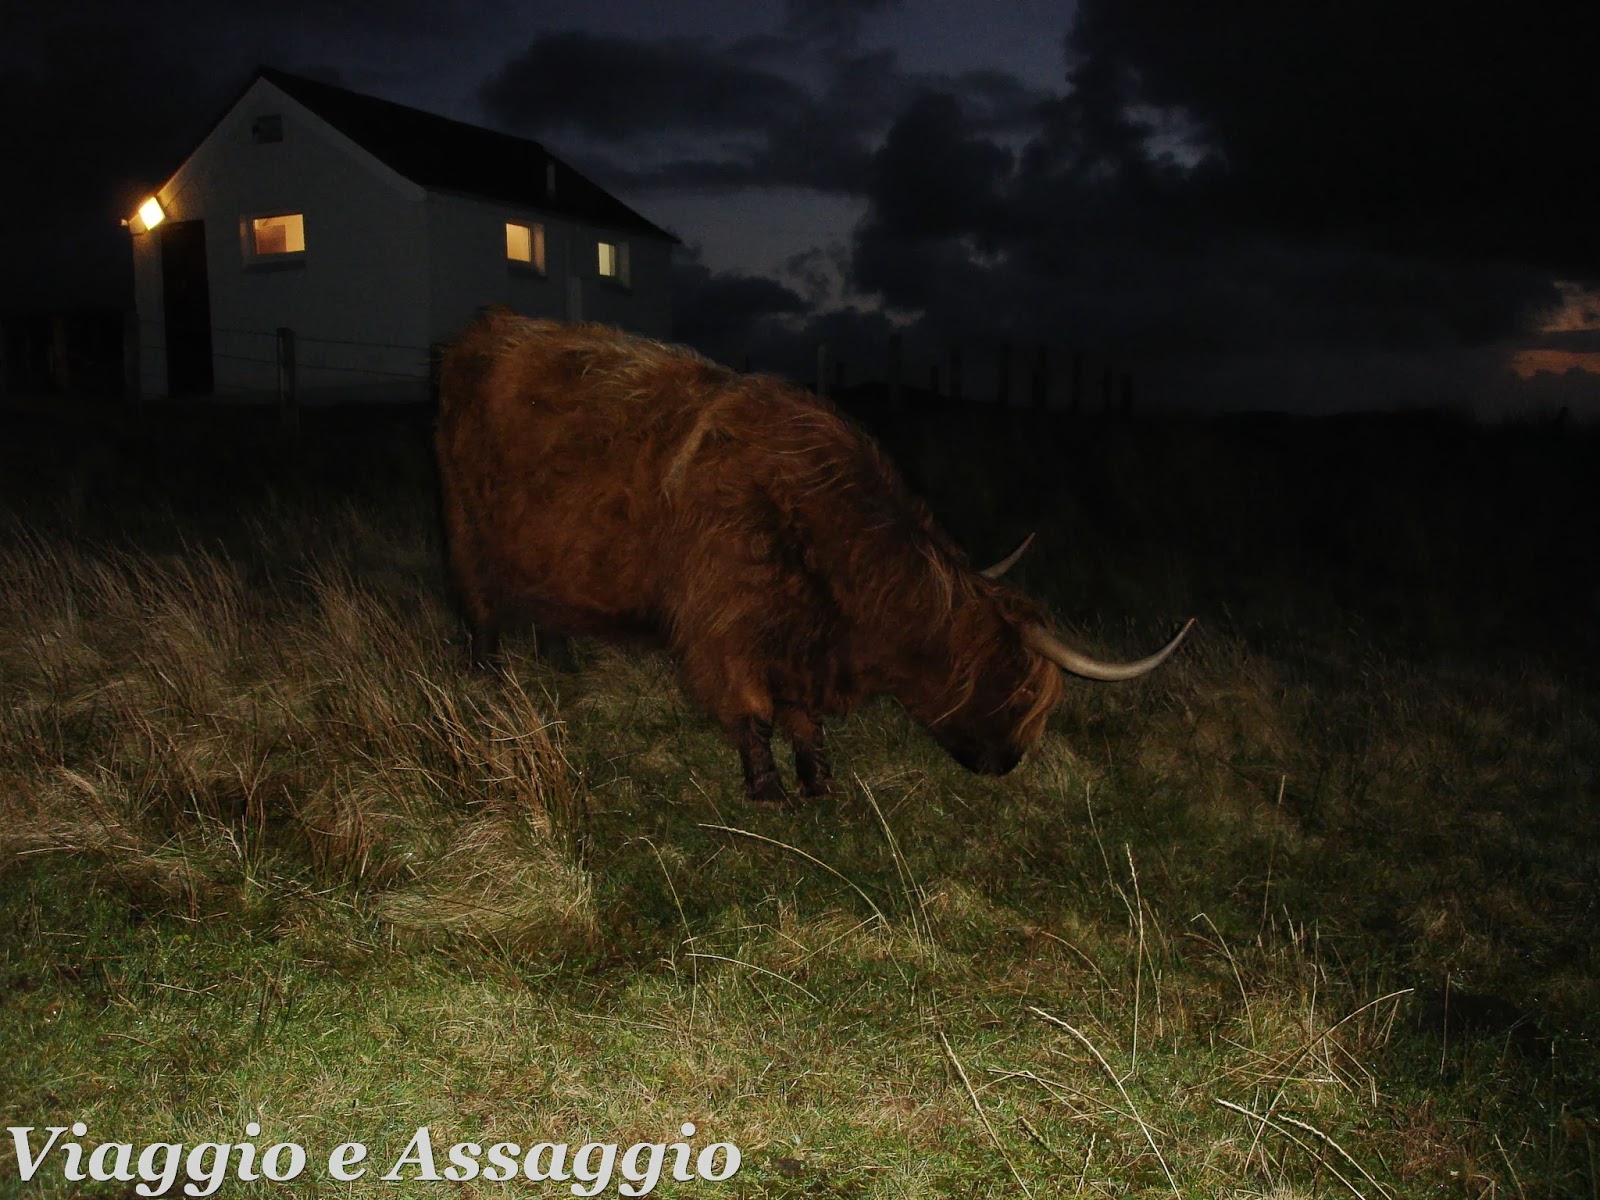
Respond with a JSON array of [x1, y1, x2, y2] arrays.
[[1, 401, 1597, 1197]]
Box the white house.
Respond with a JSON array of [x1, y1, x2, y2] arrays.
[[127, 67, 677, 402]]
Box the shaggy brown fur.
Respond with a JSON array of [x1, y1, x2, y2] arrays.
[[436, 309, 1066, 805]]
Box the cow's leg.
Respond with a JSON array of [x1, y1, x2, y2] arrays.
[[444, 525, 502, 671], [531, 625, 574, 669], [467, 614, 501, 670], [778, 706, 836, 800], [683, 648, 790, 806], [733, 715, 789, 807]]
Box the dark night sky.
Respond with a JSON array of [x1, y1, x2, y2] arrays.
[[5, 0, 1598, 414]]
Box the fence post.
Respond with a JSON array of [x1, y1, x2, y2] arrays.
[[276, 327, 299, 438], [887, 331, 903, 410], [816, 340, 829, 398]]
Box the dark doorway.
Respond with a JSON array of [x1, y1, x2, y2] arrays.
[[160, 219, 214, 396]]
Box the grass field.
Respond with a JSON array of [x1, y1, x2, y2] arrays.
[[1, 398, 1597, 1198]]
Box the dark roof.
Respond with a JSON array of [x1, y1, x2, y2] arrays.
[[256, 67, 677, 243]]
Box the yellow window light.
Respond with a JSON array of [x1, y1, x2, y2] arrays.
[[252, 213, 305, 255], [506, 222, 532, 262], [505, 221, 546, 270]]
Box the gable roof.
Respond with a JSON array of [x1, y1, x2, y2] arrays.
[[255, 67, 677, 243]]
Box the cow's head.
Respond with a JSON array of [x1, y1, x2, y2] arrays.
[[912, 577, 1194, 777]]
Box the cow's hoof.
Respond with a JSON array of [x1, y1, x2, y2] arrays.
[[745, 775, 794, 809], [798, 774, 839, 800]]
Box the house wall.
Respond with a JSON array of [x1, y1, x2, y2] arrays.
[[133, 78, 432, 402], [131, 231, 164, 396], [130, 76, 675, 402], [579, 233, 673, 339], [424, 193, 673, 345]]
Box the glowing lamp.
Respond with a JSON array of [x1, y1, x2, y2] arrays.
[[129, 196, 165, 234]]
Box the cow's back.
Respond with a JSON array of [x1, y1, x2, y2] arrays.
[[436, 313, 804, 639]]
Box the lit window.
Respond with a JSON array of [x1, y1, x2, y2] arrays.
[[505, 221, 546, 271], [597, 240, 629, 286], [252, 213, 305, 256]]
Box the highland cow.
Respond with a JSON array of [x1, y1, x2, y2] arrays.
[[436, 310, 1192, 805]]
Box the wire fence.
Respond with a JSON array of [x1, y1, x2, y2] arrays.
[[134, 317, 436, 405], [10, 310, 1140, 419]]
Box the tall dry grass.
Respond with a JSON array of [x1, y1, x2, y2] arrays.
[[0, 509, 596, 958]]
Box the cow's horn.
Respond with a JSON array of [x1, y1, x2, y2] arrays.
[[1023, 618, 1196, 681], [980, 532, 1036, 579]]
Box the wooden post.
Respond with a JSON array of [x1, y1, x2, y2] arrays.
[[996, 341, 1012, 405], [1031, 344, 1050, 408], [815, 340, 829, 398], [122, 310, 140, 403], [950, 344, 963, 401], [276, 326, 299, 438], [1070, 350, 1084, 414], [887, 331, 903, 410]]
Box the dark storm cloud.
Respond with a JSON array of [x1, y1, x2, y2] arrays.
[[860, 92, 1013, 244], [1061, 0, 1598, 276], [478, 27, 1049, 195], [782, 0, 905, 43], [820, 0, 1595, 410], [671, 255, 809, 349], [481, 33, 811, 143], [480, 33, 879, 192]]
